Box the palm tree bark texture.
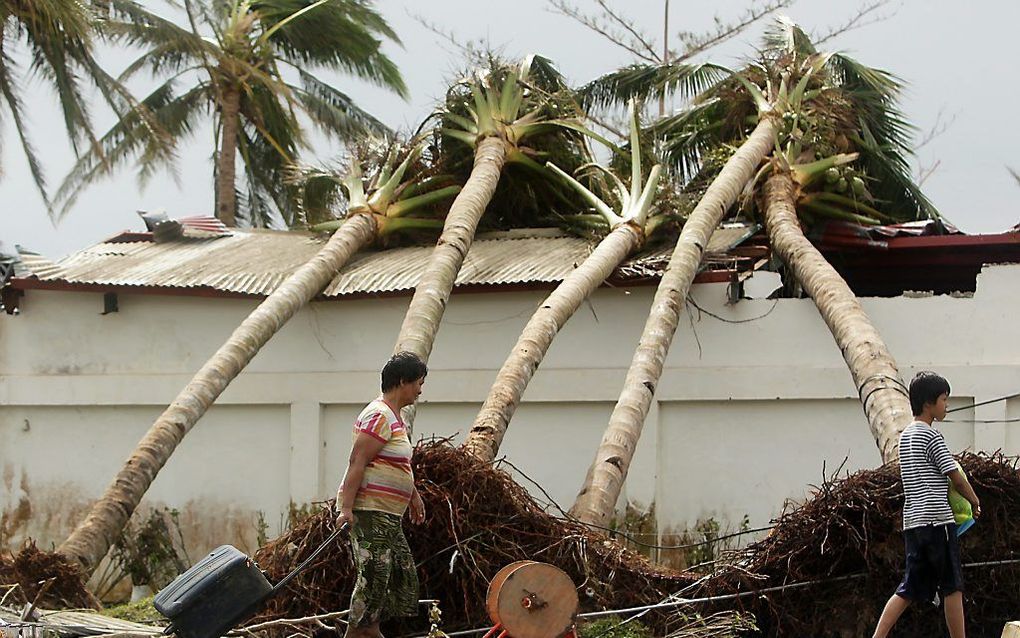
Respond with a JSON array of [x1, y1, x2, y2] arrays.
[[570, 117, 777, 525], [464, 222, 644, 463], [216, 84, 241, 227], [393, 136, 508, 362], [763, 168, 911, 463], [58, 213, 379, 574]]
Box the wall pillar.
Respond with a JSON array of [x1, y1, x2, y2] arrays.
[[289, 401, 324, 505], [973, 397, 1008, 454]]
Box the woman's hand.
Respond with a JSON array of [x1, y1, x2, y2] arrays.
[[409, 490, 426, 524], [336, 507, 356, 528]]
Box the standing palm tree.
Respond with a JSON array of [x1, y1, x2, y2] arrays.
[[58, 143, 458, 574], [56, 0, 405, 227], [571, 18, 934, 524], [0, 0, 142, 211], [463, 100, 663, 462]]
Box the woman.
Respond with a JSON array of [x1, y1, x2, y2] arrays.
[[336, 352, 427, 638]]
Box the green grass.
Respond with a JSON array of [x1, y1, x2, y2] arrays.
[[100, 596, 165, 624], [576, 616, 654, 638]]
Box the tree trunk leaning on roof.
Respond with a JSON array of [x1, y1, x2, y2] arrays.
[[762, 167, 911, 463], [569, 116, 777, 526], [58, 214, 378, 575], [463, 98, 663, 463], [463, 222, 644, 463], [392, 136, 506, 362]]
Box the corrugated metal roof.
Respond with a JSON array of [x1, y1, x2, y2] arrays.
[[16, 226, 756, 298]]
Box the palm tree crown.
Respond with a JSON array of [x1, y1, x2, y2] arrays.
[[57, 0, 406, 227]]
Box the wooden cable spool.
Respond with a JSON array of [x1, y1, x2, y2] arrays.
[[485, 561, 578, 638]]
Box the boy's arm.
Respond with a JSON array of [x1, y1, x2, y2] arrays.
[[948, 469, 982, 517]]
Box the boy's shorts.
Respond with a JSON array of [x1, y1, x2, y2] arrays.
[[896, 522, 963, 605]]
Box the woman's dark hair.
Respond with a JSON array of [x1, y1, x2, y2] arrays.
[[381, 352, 428, 391], [908, 371, 951, 416]]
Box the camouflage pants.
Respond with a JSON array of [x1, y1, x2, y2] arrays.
[[349, 510, 419, 627]]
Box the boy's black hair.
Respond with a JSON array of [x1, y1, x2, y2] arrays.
[[381, 351, 428, 391], [908, 371, 951, 416]]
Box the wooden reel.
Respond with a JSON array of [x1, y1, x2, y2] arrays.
[[485, 561, 578, 638]]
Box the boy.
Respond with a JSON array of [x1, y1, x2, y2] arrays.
[[872, 372, 981, 638]]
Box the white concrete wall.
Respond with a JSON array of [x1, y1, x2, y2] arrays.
[[2, 264, 1018, 556]]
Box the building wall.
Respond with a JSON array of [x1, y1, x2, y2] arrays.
[[2, 264, 1018, 558]]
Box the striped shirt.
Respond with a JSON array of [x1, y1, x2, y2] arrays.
[[349, 399, 414, 516], [899, 421, 957, 530]]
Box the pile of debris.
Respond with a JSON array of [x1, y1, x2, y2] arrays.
[[0, 541, 100, 610], [700, 452, 1020, 637], [3, 446, 1017, 638], [251, 440, 695, 634]]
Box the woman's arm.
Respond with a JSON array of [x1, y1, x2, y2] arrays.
[[336, 433, 386, 525]]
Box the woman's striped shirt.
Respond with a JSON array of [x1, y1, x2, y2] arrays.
[[899, 421, 957, 530], [350, 399, 414, 516]]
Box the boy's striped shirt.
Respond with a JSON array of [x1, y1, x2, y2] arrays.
[[349, 399, 414, 516], [899, 421, 956, 530]]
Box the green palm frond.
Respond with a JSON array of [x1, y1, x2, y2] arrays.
[[54, 78, 210, 219], [651, 96, 739, 181], [56, 0, 406, 226], [762, 15, 817, 57], [253, 0, 407, 97], [579, 61, 730, 111], [0, 53, 52, 208], [237, 126, 291, 227], [101, 2, 215, 71], [292, 69, 390, 140], [0, 0, 157, 212]]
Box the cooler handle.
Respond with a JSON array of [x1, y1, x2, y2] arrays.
[[269, 522, 348, 596]]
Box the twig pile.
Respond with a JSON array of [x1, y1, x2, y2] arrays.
[[701, 452, 1020, 637], [0, 540, 100, 610], [250, 440, 695, 634]]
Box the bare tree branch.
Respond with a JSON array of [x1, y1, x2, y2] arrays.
[[811, 0, 898, 47], [548, 0, 661, 63], [594, 0, 662, 62], [912, 108, 955, 185], [916, 159, 941, 187], [913, 108, 956, 152], [409, 11, 493, 67], [676, 0, 792, 63], [1007, 166, 1020, 188]]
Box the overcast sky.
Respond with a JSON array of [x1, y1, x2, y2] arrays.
[[2, 0, 1018, 259]]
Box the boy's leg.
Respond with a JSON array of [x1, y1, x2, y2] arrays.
[[943, 591, 965, 638], [872, 593, 911, 638]]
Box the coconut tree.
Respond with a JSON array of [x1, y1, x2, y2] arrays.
[[390, 56, 593, 407], [55, 0, 405, 227], [462, 100, 663, 462], [58, 143, 458, 574], [570, 18, 933, 524], [0, 0, 147, 211]]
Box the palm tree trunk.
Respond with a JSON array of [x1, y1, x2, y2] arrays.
[[392, 136, 507, 362], [761, 169, 911, 463], [569, 117, 776, 526], [216, 85, 240, 227], [58, 214, 379, 575], [463, 223, 644, 463]]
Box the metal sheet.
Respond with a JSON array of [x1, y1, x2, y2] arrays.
[[20, 226, 756, 298]]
